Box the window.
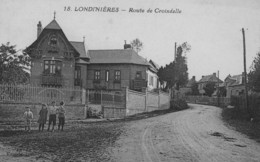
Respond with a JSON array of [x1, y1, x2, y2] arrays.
[[105, 70, 109, 82], [49, 34, 57, 47], [136, 71, 142, 79], [114, 70, 121, 81], [43, 60, 62, 75], [74, 66, 81, 86], [149, 76, 154, 86], [75, 66, 81, 79], [94, 70, 101, 80]]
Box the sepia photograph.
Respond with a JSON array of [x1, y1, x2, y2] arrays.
[[0, 0, 260, 161]]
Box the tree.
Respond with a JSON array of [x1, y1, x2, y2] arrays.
[[203, 82, 215, 97], [248, 52, 260, 92], [157, 62, 176, 90], [131, 38, 143, 53], [174, 42, 190, 90], [0, 42, 30, 84], [157, 42, 191, 91]]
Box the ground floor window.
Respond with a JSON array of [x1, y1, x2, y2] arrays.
[[114, 70, 121, 81], [74, 66, 81, 86], [94, 70, 101, 80]]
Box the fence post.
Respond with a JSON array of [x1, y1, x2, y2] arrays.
[[124, 87, 129, 117], [145, 88, 148, 112], [82, 88, 86, 104], [158, 90, 160, 109], [101, 90, 103, 106]]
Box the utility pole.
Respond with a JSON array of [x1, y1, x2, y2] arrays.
[[217, 70, 220, 107], [242, 28, 250, 118], [174, 42, 177, 61]]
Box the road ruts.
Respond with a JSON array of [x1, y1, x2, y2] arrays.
[[112, 104, 260, 162]]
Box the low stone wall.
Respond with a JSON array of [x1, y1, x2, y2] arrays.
[[103, 106, 126, 118], [0, 103, 86, 122]]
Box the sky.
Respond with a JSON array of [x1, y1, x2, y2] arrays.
[[0, 0, 260, 81]]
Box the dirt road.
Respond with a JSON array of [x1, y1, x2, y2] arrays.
[[112, 104, 260, 162]]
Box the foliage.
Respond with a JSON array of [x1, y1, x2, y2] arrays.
[[219, 86, 227, 97], [190, 82, 200, 95], [203, 82, 215, 96], [170, 98, 189, 110], [130, 38, 143, 53], [157, 42, 191, 90], [248, 52, 260, 92], [0, 42, 30, 84]]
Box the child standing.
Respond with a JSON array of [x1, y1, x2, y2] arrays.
[[24, 107, 33, 132], [38, 104, 48, 131], [57, 101, 66, 131], [47, 101, 58, 132]]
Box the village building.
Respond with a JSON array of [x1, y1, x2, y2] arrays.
[[179, 76, 197, 95], [197, 73, 223, 95], [223, 73, 245, 98], [147, 60, 160, 91], [26, 17, 160, 92], [87, 49, 149, 91]]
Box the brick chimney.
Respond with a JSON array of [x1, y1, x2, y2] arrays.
[[124, 40, 132, 49], [37, 21, 42, 38], [213, 73, 216, 77]]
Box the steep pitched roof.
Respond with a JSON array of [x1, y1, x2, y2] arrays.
[[149, 60, 160, 73], [198, 74, 223, 83], [88, 49, 150, 66], [70, 41, 89, 58], [226, 74, 243, 87], [149, 60, 160, 70], [44, 20, 62, 30]]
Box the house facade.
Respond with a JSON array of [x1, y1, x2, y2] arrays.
[[26, 18, 156, 92], [147, 60, 160, 91], [223, 73, 245, 98], [26, 19, 89, 88], [198, 73, 223, 95], [87, 49, 149, 91]]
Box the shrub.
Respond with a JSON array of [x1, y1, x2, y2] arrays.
[[170, 98, 189, 110]]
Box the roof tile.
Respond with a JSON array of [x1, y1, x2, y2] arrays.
[[88, 49, 149, 65]]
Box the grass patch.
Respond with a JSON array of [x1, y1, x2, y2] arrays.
[[0, 122, 125, 161], [222, 108, 260, 143]]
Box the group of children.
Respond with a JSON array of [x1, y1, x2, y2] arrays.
[[24, 101, 66, 132]]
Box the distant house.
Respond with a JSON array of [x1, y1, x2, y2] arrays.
[[224, 73, 245, 98], [179, 76, 196, 95], [198, 73, 223, 95], [147, 60, 160, 91]]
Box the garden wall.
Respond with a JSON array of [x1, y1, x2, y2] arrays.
[[0, 103, 86, 122]]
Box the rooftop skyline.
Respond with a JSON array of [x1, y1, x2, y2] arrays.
[[1, 0, 260, 80]]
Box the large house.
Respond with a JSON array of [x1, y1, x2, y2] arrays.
[[26, 17, 159, 92], [87, 49, 149, 91]]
